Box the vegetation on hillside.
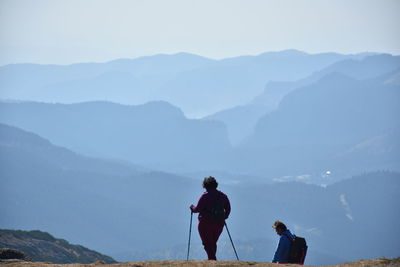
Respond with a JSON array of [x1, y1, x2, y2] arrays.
[[0, 229, 116, 264]]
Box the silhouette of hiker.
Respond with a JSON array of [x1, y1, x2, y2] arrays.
[[190, 176, 231, 260], [272, 220, 295, 264]]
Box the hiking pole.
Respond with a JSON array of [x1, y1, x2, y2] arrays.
[[224, 221, 239, 261], [186, 211, 193, 261]]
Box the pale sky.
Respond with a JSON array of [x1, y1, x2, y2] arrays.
[[0, 0, 399, 65]]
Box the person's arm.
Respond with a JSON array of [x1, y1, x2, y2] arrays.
[[272, 235, 290, 263], [224, 195, 231, 219], [190, 193, 206, 213]]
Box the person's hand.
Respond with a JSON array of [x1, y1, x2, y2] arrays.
[[190, 204, 195, 211]]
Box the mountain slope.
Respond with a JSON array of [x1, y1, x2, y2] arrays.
[[0, 123, 145, 176], [252, 54, 400, 109], [0, 230, 116, 263], [0, 123, 201, 257], [202, 54, 400, 145], [203, 105, 271, 145], [0, 101, 231, 172], [233, 70, 400, 176]]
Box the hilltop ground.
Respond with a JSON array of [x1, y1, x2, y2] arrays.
[[3, 258, 400, 267]]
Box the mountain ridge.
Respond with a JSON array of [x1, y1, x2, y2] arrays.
[[0, 100, 231, 172], [203, 54, 400, 145], [0, 50, 374, 117], [0, 229, 116, 264]]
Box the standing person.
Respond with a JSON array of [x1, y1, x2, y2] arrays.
[[190, 176, 231, 260], [272, 220, 295, 264]]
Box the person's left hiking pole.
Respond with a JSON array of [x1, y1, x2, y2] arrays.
[[186, 211, 193, 261], [225, 221, 240, 261]]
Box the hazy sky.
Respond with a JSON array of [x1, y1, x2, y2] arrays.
[[0, 0, 399, 65]]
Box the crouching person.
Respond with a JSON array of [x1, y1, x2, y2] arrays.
[[272, 220, 295, 264]]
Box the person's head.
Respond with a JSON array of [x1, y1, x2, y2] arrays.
[[272, 220, 287, 235], [202, 176, 218, 191]]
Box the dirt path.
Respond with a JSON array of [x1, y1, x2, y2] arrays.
[[2, 258, 400, 267]]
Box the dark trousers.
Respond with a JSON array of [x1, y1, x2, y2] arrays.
[[198, 219, 224, 260]]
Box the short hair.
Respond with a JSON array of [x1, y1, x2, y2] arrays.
[[203, 176, 218, 190], [272, 220, 287, 231]]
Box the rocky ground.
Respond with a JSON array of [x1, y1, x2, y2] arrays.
[[2, 258, 400, 267]]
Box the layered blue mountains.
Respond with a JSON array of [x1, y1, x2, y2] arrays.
[[1, 50, 399, 265], [0, 50, 375, 117]]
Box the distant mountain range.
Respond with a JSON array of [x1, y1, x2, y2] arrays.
[[232, 68, 400, 177], [1, 50, 399, 265], [204, 54, 400, 145], [251, 53, 400, 110], [0, 50, 375, 117], [0, 229, 116, 263], [1, 123, 399, 265], [1, 54, 399, 178], [0, 119, 146, 176], [0, 101, 230, 172]]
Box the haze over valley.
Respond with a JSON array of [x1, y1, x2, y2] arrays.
[[1, 48, 399, 265]]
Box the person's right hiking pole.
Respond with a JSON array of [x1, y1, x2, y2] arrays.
[[224, 221, 239, 261], [186, 211, 193, 261]]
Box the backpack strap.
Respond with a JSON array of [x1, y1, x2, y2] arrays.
[[283, 233, 295, 242]]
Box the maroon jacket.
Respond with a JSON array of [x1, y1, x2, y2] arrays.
[[191, 189, 231, 221]]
